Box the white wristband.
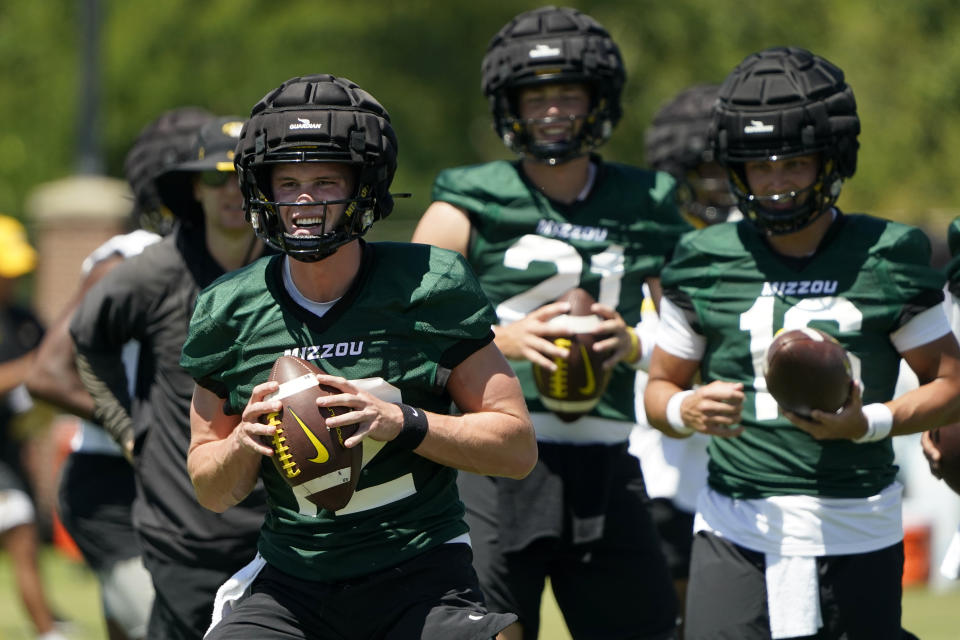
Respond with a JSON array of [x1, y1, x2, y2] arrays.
[[665, 390, 695, 436], [855, 403, 894, 443]]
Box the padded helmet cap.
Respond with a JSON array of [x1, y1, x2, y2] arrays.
[[645, 84, 720, 177], [713, 46, 859, 174]]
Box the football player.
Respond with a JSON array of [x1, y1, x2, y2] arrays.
[[181, 74, 535, 640], [630, 82, 742, 634], [921, 217, 960, 580], [25, 106, 213, 640], [412, 6, 686, 639], [70, 116, 269, 640], [644, 46, 960, 639], [644, 83, 740, 229]]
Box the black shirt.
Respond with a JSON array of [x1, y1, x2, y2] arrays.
[[70, 226, 266, 568]]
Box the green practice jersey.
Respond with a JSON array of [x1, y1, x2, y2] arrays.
[[946, 216, 960, 295], [180, 242, 496, 582], [661, 213, 945, 499], [433, 158, 690, 424]]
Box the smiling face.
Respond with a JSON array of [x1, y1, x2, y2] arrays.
[[269, 162, 357, 236], [743, 153, 820, 210], [516, 82, 591, 145]]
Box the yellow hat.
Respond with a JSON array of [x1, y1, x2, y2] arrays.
[[0, 215, 37, 278]]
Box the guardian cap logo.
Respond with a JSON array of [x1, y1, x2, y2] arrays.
[[529, 43, 561, 58], [289, 118, 324, 130], [744, 120, 774, 134]]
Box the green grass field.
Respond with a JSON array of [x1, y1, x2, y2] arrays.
[[2, 548, 959, 639]]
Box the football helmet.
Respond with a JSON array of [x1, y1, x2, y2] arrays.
[[645, 84, 738, 227], [482, 6, 625, 164], [235, 74, 397, 262], [712, 46, 860, 235], [123, 106, 214, 233]]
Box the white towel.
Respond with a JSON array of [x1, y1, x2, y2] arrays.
[[205, 553, 267, 637], [940, 529, 960, 580], [765, 553, 823, 639]]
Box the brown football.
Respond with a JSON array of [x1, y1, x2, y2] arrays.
[[764, 328, 852, 419], [929, 424, 960, 496], [264, 355, 360, 511], [532, 288, 613, 422]]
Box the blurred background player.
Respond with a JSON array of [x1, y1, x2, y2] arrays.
[[25, 106, 214, 640], [0, 214, 68, 640], [643, 84, 740, 230], [628, 82, 739, 630], [645, 46, 960, 639], [69, 116, 269, 640], [921, 215, 960, 583], [413, 6, 686, 639]]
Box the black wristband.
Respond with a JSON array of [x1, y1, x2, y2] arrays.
[[393, 403, 429, 450]]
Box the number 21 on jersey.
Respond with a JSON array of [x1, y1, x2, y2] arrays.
[[495, 235, 625, 324]]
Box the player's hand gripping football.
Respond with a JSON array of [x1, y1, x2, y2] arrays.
[[680, 381, 746, 438], [313, 374, 405, 448], [920, 429, 943, 479], [494, 300, 574, 370], [783, 380, 868, 441], [586, 303, 635, 370], [236, 379, 282, 457]]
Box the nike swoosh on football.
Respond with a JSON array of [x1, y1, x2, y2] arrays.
[[577, 343, 596, 394], [289, 408, 330, 463]]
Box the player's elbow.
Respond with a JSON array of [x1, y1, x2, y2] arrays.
[[501, 417, 538, 479], [187, 454, 249, 513], [195, 492, 231, 514], [191, 478, 247, 514], [189, 470, 231, 513]]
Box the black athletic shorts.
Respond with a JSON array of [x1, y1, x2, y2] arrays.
[[684, 530, 912, 640], [459, 442, 678, 640], [205, 543, 515, 640], [57, 452, 140, 571], [144, 549, 240, 640], [648, 497, 695, 581]]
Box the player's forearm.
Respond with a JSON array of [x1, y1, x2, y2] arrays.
[[75, 351, 134, 451], [888, 376, 960, 436], [414, 409, 537, 479], [187, 428, 262, 513], [0, 353, 35, 396], [644, 377, 688, 436], [27, 353, 95, 419], [26, 318, 96, 419]]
